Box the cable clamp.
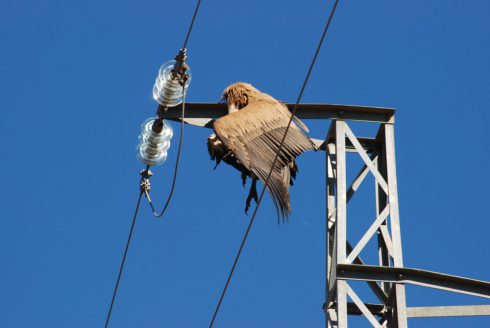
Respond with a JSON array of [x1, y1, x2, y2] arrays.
[[172, 48, 190, 87], [140, 168, 153, 201]]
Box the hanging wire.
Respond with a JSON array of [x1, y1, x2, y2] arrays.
[[148, 86, 186, 218], [209, 1, 340, 326], [183, 0, 203, 50], [104, 0, 203, 324], [147, 0, 202, 216], [105, 190, 144, 328]]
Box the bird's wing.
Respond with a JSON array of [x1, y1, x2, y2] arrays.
[[207, 133, 250, 175], [213, 100, 316, 219], [278, 101, 310, 133], [207, 133, 227, 167]]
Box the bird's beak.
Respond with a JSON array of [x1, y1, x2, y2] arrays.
[[227, 103, 238, 114]]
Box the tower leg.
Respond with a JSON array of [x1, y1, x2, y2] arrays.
[[325, 120, 407, 328], [335, 120, 348, 327], [382, 123, 407, 327], [326, 137, 337, 327]]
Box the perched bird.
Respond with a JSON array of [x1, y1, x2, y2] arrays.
[[208, 82, 317, 221]]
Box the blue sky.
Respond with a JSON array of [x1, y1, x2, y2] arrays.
[[1, 0, 490, 327]]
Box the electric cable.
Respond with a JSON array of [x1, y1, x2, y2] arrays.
[[182, 0, 203, 50], [147, 0, 202, 216], [105, 190, 144, 328], [148, 86, 186, 218], [105, 0, 202, 320], [209, 1, 340, 326]]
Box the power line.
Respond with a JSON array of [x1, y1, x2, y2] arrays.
[[183, 0, 203, 50], [105, 191, 144, 328], [105, 0, 203, 323], [149, 0, 201, 217], [104, 73, 187, 328], [149, 87, 186, 218], [208, 1, 340, 326]]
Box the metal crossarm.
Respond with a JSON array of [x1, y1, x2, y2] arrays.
[[337, 264, 490, 299], [158, 103, 396, 125]]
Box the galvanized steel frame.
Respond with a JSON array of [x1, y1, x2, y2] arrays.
[[160, 102, 490, 327], [324, 119, 407, 328], [323, 117, 490, 327]]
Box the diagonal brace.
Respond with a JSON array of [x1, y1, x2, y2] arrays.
[[346, 205, 390, 264], [347, 284, 383, 328], [344, 123, 388, 194]]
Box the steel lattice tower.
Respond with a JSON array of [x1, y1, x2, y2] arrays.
[[161, 102, 490, 327]]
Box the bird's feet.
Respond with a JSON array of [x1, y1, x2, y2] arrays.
[[245, 179, 258, 214], [241, 172, 247, 188]]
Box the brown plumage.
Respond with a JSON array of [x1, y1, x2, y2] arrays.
[[207, 82, 316, 221]]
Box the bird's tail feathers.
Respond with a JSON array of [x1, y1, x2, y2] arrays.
[[262, 166, 292, 224]]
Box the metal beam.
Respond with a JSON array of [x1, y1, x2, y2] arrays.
[[346, 302, 386, 317], [331, 304, 490, 318], [337, 264, 490, 299], [407, 305, 490, 318], [345, 123, 388, 194], [378, 225, 394, 259], [316, 137, 378, 153], [347, 284, 384, 327], [335, 120, 348, 327], [158, 103, 395, 123], [327, 153, 379, 227], [346, 206, 390, 264], [381, 123, 408, 328], [346, 242, 389, 303]]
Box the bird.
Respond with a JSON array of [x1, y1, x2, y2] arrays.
[[207, 82, 317, 222]]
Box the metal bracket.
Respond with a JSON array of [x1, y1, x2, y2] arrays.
[[140, 168, 153, 201]]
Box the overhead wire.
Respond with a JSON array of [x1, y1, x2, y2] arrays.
[[148, 0, 201, 217], [182, 0, 203, 50], [105, 0, 203, 325], [208, 0, 340, 326], [105, 190, 144, 328], [148, 86, 186, 218]]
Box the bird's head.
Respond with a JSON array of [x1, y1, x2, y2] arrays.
[[222, 82, 259, 113]]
